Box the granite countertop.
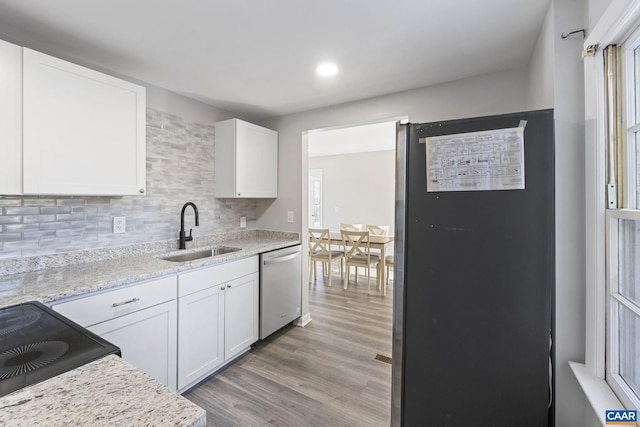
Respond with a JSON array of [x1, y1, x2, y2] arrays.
[[0, 231, 300, 308], [0, 355, 206, 427], [0, 230, 300, 427]]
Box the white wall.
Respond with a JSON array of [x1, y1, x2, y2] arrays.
[[528, 3, 556, 110], [308, 150, 395, 232], [146, 85, 237, 125], [587, 0, 614, 29], [258, 67, 530, 233], [527, 0, 588, 425], [554, 0, 589, 425], [259, 66, 530, 337]]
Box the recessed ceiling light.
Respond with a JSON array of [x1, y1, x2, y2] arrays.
[[316, 63, 338, 77]]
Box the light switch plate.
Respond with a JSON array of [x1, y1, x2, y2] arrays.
[[287, 211, 294, 223], [113, 216, 126, 234], [240, 217, 246, 228]]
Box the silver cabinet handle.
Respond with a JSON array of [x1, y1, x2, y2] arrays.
[[221, 286, 225, 291], [227, 285, 231, 289], [112, 297, 140, 308]]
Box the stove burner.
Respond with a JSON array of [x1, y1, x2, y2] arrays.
[[0, 307, 42, 336], [0, 341, 69, 379]]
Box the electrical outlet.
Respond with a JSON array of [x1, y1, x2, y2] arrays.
[[113, 216, 126, 234], [240, 217, 246, 228], [287, 211, 294, 223]]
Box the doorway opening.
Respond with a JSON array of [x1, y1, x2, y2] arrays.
[[306, 120, 397, 232]]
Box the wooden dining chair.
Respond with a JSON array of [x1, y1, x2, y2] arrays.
[[340, 223, 364, 232], [385, 255, 394, 286], [308, 228, 344, 287], [341, 230, 381, 294], [365, 225, 390, 290], [365, 224, 390, 236], [340, 224, 364, 277]]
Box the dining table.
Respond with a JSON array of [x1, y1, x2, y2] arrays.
[[325, 231, 395, 296]]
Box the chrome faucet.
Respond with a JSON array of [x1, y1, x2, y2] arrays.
[[179, 202, 199, 249]]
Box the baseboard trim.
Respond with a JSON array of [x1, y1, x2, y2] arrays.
[[295, 313, 312, 327]]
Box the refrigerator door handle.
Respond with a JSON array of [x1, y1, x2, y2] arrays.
[[548, 329, 553, 409]]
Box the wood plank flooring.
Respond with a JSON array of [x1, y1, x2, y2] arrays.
[[184, 274, 393, 427]]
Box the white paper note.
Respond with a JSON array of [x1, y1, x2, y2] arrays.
[[425, 127, 525, 192]]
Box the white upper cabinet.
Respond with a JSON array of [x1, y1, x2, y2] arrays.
[[0, 40, 146, 196], [22, 48, 146, 195], [214, 118, 278, 198], [0, 40, 23, 195]]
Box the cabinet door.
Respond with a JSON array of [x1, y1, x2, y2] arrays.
[[235, 120, 278, 197], [178, 284, 225, 391], [22, 48, 146, 195], [224, 272, 259, 361], [88, 300, 177, 391], [0, 40, 22, 195]]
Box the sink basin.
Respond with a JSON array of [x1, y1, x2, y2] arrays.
[[160, 246, 241, 262]]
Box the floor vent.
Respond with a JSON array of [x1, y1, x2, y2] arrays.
[[374, 353, 392, 364]]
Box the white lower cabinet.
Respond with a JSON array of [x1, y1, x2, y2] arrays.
[[88, 300, 177, 391], [177, 284, 225, 390], [51, 256, 260, 394], [224, 274, 260, 360], [177, 256, 259, 392], [52, 275, 178, 391]]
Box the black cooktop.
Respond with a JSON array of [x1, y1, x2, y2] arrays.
[[0, 301, 120, 397]]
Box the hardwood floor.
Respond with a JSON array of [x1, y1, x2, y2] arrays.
[[184, 273, 393, 427]]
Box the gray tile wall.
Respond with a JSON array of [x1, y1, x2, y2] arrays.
[[0, 108, 256, 260]]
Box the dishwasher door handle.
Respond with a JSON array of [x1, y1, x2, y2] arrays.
[[263, 252, 300, 265]]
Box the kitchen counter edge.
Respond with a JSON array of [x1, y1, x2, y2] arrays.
[[0, 235, 300, 308], [0, 233, 300, 427], [0, 355, 206, 427]]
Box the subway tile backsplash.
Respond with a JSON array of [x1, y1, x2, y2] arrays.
[[0, 108, 257, 260]]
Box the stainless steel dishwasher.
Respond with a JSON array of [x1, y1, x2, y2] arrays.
[[259, 244, 302, 339]]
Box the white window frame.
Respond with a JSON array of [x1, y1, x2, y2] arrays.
[[582, 1, 640, 419], [604, 23, 640, 411], [623, 26, 640, 210], [606, 209, 640, 410]]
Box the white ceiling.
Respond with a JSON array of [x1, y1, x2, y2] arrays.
[[0, 0, 550, 119], [308, 121, 397, 157]]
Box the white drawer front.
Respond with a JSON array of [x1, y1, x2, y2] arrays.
[[178, 256, 258, 297], [52, 275, 177, 327]]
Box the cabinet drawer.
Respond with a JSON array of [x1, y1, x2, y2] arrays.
[[179, 256, 258, 297], [52, 275, 177, 327]]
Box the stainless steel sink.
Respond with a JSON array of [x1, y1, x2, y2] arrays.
[[160, 246, 241, 262]]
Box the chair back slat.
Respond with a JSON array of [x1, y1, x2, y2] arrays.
[[308, 228, 332, 255], [341, 230, 372, 260], [340, 223, 364, 232], [366, 224, 390, 236]]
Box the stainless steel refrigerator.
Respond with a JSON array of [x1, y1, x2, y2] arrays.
[[392, 109, 555, 426]]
